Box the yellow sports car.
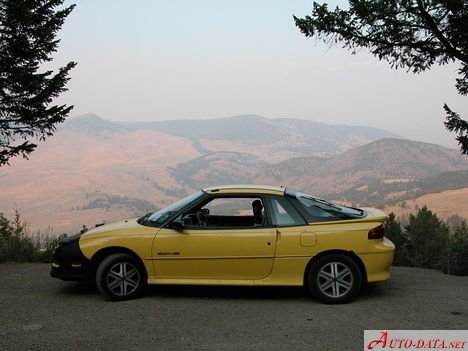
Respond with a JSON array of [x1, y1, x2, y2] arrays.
[[51, 185, 394, 304]]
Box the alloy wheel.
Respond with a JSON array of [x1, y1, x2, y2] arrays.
[[105, 262, 141, 297], [317, 261, 353, 298]]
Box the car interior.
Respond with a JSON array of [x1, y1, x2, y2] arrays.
[[180, 197, 267, 228]]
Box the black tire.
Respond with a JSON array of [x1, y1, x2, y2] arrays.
[[307, 254, 362, 304], [96, 253, 147, 301]]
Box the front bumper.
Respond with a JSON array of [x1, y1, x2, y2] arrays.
[[50, 233, 90, 281], [50, 261, 89, 281]]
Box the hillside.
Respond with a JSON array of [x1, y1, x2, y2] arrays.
[[254, 138, 468, 195], [169, 152, 268, 189], [386, 187, 468, 220], [65, 113, 398, 161], [0, 127, 199, 233], [1, 114, 467, 233], [326, 170, 468, 208]]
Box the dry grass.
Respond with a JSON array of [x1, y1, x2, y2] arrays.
[[386, 187, 468, 220]]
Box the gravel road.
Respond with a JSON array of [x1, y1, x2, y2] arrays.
[[0, 263, 467, 351]]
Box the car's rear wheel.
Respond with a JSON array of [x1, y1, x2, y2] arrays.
[[307, 254, 362, 304], [96, 253, 147, 301]]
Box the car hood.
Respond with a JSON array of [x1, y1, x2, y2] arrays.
[[81, 218, 142, 237]]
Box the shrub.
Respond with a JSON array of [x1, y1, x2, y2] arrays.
[[0, 210, 60, 263], [0, 210, 38, 262]]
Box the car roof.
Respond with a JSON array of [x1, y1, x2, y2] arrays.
[[203, 184, 285, 195]]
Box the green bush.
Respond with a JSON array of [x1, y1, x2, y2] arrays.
[[0, 210, 60, 263], [40, 236, 60, 263], [0, 211, 38, 262]]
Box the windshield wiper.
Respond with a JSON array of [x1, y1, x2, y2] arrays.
[[305, 196, 343, 211], [312, 205, 349, 218]]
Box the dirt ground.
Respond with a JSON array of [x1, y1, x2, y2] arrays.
[[0, 263, 467, 351]]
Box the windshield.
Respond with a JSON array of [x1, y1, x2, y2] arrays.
[[287, 190, 364, 221], [145, 191, 204, 226]]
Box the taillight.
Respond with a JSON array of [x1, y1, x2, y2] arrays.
[[368, 225, 384, 239]]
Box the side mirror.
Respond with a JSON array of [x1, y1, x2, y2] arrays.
[[170, 220, 185, 231]]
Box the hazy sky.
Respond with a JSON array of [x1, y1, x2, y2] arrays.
[[51, 0, 467, 148]]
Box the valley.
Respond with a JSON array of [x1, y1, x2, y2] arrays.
[[0, 113, 467, 234]]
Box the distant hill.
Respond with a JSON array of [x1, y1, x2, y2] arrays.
[[63, 113, 127, 135], [1, 114, 466, 234], [254, 156, 329, 184], [64, 113, 399, 160], [130, 115, 286, 143], [130, 115, 397, 150], [169, 152, 268, 189], [327, 170, 468, 207], [386, 187, 468, 221], [254, 138, 468, 195]]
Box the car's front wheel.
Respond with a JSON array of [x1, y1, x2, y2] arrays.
[[307, 254, 362, 304], [96, 253, 147, 301]]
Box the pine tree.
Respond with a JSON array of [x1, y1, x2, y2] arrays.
[[405, 206, 449, 270], [384, 213, 410, 266], [0, 212, 11, 239], [447, 220, 468, 275], [0, 0, 76, 166]]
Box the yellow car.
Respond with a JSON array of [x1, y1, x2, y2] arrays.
[[51, 185, 394, 304]]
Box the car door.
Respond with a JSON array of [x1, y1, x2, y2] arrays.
[[152, 196, 277, 281], [263, 195, 319, 258]]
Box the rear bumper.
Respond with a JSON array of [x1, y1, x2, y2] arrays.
[[361, 237, 395, 283]]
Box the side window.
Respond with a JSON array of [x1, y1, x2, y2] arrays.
[[204, 198, 256, 216], [181, 197, 269, 228], [265, 196, 305, 227]]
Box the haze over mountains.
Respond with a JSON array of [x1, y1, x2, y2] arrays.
[[65, 113, 398, 160], [1, 113, 467, 234]]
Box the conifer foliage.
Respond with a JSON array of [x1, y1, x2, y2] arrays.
[[384, 213, 409, 266], [405, 206, 449, 270], [295, 0, 468, 154], [384, 207, 468, 275], [0, 0, 76, 166]]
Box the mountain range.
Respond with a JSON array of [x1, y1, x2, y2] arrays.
[[254, 138, 468, 194], [65, 113, 398, 160], [0, 113, 467, 234]]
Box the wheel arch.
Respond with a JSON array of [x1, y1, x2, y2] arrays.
[[89, 247, 147, 279], [303, 249, 367, 287]]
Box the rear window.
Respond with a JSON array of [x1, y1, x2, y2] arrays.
[[286, 190, 365, 222], [264, 196, 306, 227]]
